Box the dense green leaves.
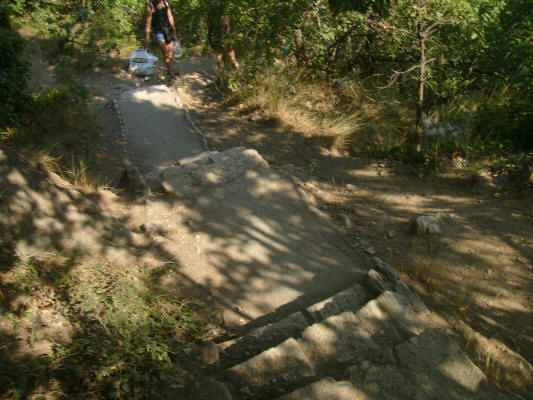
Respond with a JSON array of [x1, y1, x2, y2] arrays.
[[10, 0, 533, 152], [0, 2, 30, 130]]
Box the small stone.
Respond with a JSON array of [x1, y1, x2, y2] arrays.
[[517, 256, 527, 264], [223, 308, 247, 329], [200, 341, 219, 365], [366, 269, 392, 293], [412, 215, 441, 235], [249, 112, 263, 121], [339, 213, 353, 229], [365, 247, 376, 255], [240, 386, 253, 396], [346, 184, 356, 190], [140, 222, 161, 234], [124, 166, 151, 197], [386, 230, 396, 238]]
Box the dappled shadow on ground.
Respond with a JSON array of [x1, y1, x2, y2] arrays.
[[0, 143, 218, 398], [186, 78, 533, 382], [4, 41, 531, 396]]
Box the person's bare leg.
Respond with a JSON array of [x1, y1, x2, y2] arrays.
[[215, 51, 224, 74], [226, 48, 240, 71], [158, 40, 175, 80]]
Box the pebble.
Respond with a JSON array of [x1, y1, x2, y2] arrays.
[[365, 247, 376, 255], [339, 213, 353, 229]]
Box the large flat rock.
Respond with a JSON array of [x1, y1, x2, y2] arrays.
[[178, 165, 367, 323], [277, 378, 370, 400], [145, 147, 368, 324]]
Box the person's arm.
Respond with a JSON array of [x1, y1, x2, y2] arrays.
[[167, 2, 178, 39], [144, 4, 153, 50], [220, 15, 230, 34]]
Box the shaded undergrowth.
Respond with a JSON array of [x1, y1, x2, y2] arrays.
[[0, 256, 204, 399]]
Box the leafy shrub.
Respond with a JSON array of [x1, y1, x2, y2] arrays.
[[3, 260, 203, 399], [0, 3, 30, 130]]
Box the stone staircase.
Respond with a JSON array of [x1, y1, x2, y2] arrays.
[[189, 260, 511, 400]]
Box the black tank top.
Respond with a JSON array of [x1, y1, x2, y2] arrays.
[[149, 0, 171, 32]]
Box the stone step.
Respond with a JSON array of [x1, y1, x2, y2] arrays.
[[347, 328, 503, 400], [225, 338, 315, 398], [188, 377, 234, 400], [218, 283, 372, 369], [275, 378, 370, 400], [219, 311, 310, 369], [221, 289, 424, 398], [204, 260, 511, 400], [297, 290, 423, 373], [304, 283, 369, 322]]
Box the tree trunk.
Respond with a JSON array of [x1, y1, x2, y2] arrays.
[[415, 26, 426, 151]]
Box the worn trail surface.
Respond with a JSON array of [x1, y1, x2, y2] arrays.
[[118, 84, 205, 173], [111, 57, 529, 399], [117, 64, 368, 325]]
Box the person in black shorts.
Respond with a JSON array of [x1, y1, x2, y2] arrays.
[[207, 2, 239, 73], [144, 0, 180, 81]]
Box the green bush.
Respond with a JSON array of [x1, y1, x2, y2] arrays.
[[0, 2, 31, 130]]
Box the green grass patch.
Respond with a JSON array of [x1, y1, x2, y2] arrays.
[[1, 84, 106, 189], [1, 258, 204, 399]]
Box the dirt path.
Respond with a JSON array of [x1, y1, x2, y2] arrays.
[[171, 56, 532, 388], [73, 52, 532, 393]]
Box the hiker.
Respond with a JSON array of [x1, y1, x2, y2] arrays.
[[207, 4, 239, 73], [144, 0, 180, 81]]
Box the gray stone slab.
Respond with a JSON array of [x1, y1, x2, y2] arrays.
[[160, 147, 268, 199], [252, 312, 309, 341], [276, 378, 370, 400], [346, 330, 490, 400], [306, 284, 368, 322], [395, 328, 486, 394], [118, 85, 205, 173], [174, 165, 366, 323], [348, 362, 438, 400], [352, 296, 403, 347], [374, 291, 424, 337], [226, 338, 315, 389], [298, 311, 384, 370], [189, 377, 233, 400]]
